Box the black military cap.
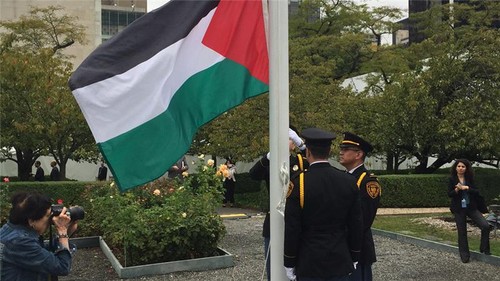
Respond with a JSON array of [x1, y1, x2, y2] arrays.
[[340, 132, 373, 154], [301, 128, 336, 147]]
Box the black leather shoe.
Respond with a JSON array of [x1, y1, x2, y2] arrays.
[[481, 251, 491, 255]]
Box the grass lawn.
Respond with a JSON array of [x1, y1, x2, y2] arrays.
[[373, 213, 500, 256]]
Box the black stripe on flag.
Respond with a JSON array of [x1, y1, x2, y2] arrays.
[[69, 0, 219, 90]]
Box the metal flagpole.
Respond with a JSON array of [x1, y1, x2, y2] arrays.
[[269, 0, 289, 280]]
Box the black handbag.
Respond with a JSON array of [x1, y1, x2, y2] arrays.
[[476, 194, 489, 214]]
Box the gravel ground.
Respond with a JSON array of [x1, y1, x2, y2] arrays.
[[61, 216, 499, 281]]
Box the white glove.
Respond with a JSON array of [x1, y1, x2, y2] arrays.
[[289, 128, 304, 149], [285, 267, 296, 281], [353, 261, 358, 270]]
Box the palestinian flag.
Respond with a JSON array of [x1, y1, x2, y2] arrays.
[[69, 0, 269, 191]]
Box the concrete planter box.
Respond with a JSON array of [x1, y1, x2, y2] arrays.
[[70, 236, 234, 279]]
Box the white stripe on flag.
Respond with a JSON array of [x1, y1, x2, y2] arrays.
[[73, 8, 224, 143]]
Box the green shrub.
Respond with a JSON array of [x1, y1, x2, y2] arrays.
[[378, 175, 449, 208], [85, 157, 226, 266], [235, 181, 269, 211], [0, 181, 105, 225], [234, 173, 261, 194], [378, 172, 500, 208]]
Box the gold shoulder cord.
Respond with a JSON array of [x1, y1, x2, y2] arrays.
[[300, 172, 305, 209], [297, 154, 304, 171], [297, 154, 305, 208], [357, 172, 367, 189]]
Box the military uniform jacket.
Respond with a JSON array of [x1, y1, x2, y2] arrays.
[[249, 153, 308, 238], [351, 165, 381, 264], [284, 162, 363, 278]]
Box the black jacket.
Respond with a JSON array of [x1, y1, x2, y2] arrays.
[[50, 167, 60, 181], [351, 165, 381, 264], [34, 167, 44, 181], [249, 153, 307, 238], [447, 177, 480, 213], [284, 162, 363, 278]]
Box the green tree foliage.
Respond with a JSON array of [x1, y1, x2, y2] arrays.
[[190, 95, 270, 162], [369, 1, 500, 172], [190, 0, 405, 163], [0, 6, 95, 180]]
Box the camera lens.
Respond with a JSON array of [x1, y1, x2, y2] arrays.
[[68, 206, 85, 221], [51, 204, 85, 221]]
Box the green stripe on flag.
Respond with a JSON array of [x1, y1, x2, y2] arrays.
[[100, 59, 268, 191]]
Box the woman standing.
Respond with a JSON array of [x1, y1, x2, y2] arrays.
[[447, 159, 490, 263], [222, 159, 237, 207]]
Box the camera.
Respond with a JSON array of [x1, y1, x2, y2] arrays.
[[51, 204, 85, 221]]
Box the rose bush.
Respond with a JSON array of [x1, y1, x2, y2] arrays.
[[80, 156, 226, 266]]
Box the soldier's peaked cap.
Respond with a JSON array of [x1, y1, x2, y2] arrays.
[[301, 128, 336, 147], [340, 132, 373, 154]]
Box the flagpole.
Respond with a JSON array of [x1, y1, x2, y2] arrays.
[[269, 0, 289, 280]]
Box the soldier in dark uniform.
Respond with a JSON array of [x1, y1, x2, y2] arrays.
[[284, 128, 363, 281], [339, 132, 381, 281], [249, 126, 308, 281]]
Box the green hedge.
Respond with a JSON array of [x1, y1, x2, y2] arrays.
[[0, 181, 108, 224], [378, 173, 500, 208], [0, 181, 106, 203], [236, 171, 500, 209], [234, 173, 261, 194], [378, 174, 449, 208], [2, 170, 499, 213]]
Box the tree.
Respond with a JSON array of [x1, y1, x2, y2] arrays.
[[190, 95, 270, 163], [189, 0, 407, 163], [0, 50, 47, 179], [367, 2, 500, 172], [0, 6, 94, 180]]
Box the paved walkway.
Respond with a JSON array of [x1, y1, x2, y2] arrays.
[[377, 207, 450, 215], [217, 206, 451, 218], [62, 207, 498, 281]]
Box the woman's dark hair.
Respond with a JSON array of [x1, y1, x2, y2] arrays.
[[9, 192, 52, 226], [450, 158, 475, 184]]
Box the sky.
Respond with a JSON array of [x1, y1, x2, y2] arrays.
[[146, 0, 408, 44], [148, 0, 408, 13]]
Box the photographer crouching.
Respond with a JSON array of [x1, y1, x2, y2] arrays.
[[0, 191, 82, 281]]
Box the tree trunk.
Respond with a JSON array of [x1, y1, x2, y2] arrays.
[[415, 156, 452, 174], [414, 157, 429, 174], [60, 158, 68, 180], [16, 148, 38, 181], [386, 151, 394, 172]]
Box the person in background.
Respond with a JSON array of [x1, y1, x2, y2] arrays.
[[448, 158, 490, 263], [34, 160, 45, 181], [222, 159, 237, 207], [97, 162, 108, 181], [50, 160, 60, 181], [168, 155, 189, 181], [284, 128, 362, 281], [249, 126, 308, 281], [339, 132, 381, 281], [0, 191, 78, 280]]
